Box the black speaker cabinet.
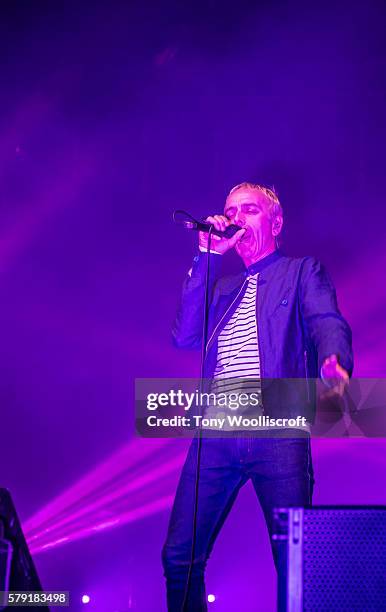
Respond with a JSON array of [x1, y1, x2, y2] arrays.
[[0, 488, 49, 610], [272, 506, 386, 612]]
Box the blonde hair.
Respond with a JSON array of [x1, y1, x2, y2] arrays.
[[227, 182, 283, 220]]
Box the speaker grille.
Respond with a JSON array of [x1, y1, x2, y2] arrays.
[[302, 509, 386, 611]]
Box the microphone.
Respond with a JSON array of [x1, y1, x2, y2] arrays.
[[173, 210, 243, 239]]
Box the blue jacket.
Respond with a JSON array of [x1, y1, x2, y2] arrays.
[[172, 249, 353, 422]]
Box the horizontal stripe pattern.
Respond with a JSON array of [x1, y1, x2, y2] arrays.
[[213, 274, 261, 396], [214, 274, 260, 376]]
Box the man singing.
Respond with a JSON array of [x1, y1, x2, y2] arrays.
[[162, 182, 353, 610]]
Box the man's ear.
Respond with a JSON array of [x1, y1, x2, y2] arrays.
[[272, 215, 283, 237]]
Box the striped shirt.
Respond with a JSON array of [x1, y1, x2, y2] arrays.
[[212, 273, 262, 399], [205, 274, 263, 427]]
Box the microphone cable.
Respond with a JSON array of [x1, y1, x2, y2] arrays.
[[181, 225, 214, 611]]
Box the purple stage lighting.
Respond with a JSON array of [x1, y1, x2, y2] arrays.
[[24, 439, 173, 535], [81, 594, 90, 604], [24, 439, 189, 554]]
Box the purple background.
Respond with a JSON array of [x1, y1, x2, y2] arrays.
[[1, 1, 386, 610]]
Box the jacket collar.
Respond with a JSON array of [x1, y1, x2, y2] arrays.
[[218, 249, 284, 296], [246, 248, 283, 276]]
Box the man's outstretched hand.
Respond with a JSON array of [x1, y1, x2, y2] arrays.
[[321, 354, 349, 397]]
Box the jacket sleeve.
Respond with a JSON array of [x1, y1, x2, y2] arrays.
[[300, 257, 354, 376], [172, 252, 222, 349]]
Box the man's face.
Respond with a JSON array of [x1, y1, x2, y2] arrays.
[[224, 188, 280, 264]]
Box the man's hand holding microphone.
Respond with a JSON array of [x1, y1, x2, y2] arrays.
[[198, 215, 246, 255]]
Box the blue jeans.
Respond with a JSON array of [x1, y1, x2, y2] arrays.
[[162, 434, 314, 611]]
